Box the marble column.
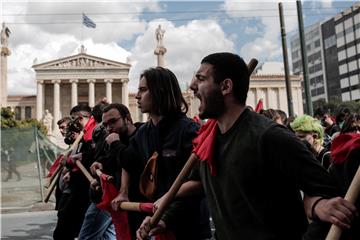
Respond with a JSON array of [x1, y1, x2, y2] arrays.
[[52, 80, 61, 131], [121, 78, 129, 107], [87, 79, 96, 107], [36, 80, 44, 120], [247, 88, 256, 109], [105, 79, 113, 103], [69, 79, 78, 107]]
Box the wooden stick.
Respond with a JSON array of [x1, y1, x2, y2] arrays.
[[148, 58, 259, 229], [45, 131, 84, 188], [75, 160, 100, 191], [44, 163, 63, 189], [95, 169, 114, 182], [119, 202, 153, 213], [325, 165, 360, 240], [44, 167, 62, 203]]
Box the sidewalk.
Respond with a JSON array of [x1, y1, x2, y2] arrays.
[[1, 161, 56, 214]]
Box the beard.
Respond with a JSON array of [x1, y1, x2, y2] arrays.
[[199, 87, 225, 119]]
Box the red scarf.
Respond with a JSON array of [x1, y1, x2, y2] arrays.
[[83, 116, 96, 142], [331, 133, 360, 164], [192, 119, 218, 176]]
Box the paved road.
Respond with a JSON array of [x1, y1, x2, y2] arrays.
[[1, 210, 57, 239]]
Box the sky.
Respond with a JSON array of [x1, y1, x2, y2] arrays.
[[1, 0, 357, 95]]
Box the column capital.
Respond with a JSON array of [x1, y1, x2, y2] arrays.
[[51, 79, 61, 84], [104, 78, 114, 83], [121, 78, 129, 84], [37, 80, 44, 84], [69, 79, 79, 84], [87, 79, 96, 83]]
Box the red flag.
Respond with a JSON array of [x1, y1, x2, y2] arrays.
[[46, 154, 64, 178], [97, 173, 132, 240], [255, 98, 263, 113], [331, 133, 360, 164], [192, 119, 218, 176], [83, 116, 96, 142]]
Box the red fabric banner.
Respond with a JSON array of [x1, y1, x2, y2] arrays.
[[331, 133, 360, 164], [97, 174, 132, 240], [192, 119, 218, 176], [255, 98, 263, 113]]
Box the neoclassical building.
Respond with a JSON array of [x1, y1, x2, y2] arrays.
[[33, 46, 130, 126]]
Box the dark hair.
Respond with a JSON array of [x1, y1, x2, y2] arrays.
[[140, 67, 188, 116], [92, 102, 109, 123], [260, 109, 281, 122], [276, 109, 287, 123], [57, 116, 71, 126], [103, 103, 130, 119], [341, 114, 360, 134], [70, 103, 92, 116], [336, 107, 351, 124], [201, 52, 249, 105]]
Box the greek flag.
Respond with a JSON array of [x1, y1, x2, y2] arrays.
[[82, 13, 96, 28]]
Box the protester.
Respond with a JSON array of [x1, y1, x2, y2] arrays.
[[78, 100, 118, 240], [291, 115, 331, 169], [259, 108, 282, 124], [57, 116, 71, 137], [115, 67, 211, 240], [340, 113, 360, 134], [53, 104, 96, 240], [276, 109, 288, 125], [85, 103, 143, 239], [141, 53, 357, 240]]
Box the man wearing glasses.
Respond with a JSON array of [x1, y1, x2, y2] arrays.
[[53, 104, 96, 240]]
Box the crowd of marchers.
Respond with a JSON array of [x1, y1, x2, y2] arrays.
[[49, 52, 360, 240]]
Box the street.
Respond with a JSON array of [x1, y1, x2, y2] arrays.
[[1, 210, 57, 239]]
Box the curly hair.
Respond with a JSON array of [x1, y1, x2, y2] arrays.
[[290, 115, 324, 145]]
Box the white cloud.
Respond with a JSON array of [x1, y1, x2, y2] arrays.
[[128, 19, 235, 92], [3, 0, 160, 95], [223, 0, 298, 62]]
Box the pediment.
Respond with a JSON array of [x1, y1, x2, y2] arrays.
[[33, 53, 130, 70]]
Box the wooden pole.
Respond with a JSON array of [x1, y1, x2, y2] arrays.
[[325, 165, 360, 240]]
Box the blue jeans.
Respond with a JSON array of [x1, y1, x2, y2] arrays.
[[78, 203, 116, 240]]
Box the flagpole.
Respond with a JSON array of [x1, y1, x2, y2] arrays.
[[81, 14, 84, 46]]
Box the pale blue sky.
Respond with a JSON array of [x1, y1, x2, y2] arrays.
[[1, 0, 357, 95]]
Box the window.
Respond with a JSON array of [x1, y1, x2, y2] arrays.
[[345, 32, 354, 43], [339, 64, 348, 75], [355, 13, 360, 24], [335, 23, 344, 34], [344, 18, 353, 29], [340, 78, 349, 88], [342, 92, 350, 101], [347, 46, 356, 58], [338, 50, 346, 61], [25, 106, 32, 119], [351, 89, 360, 100], [324, 35, 336, 49], [350, 75, 359, 86], [337, 36, 345, 47], [348, 60, 357, 72], [314, 39, 320, 48], [15, 107, 21, 120]]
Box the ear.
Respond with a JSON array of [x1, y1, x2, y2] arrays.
[[220, 78, 233, 95]]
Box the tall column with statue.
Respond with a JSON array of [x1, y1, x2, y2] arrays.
[[1, 23, 11, 107], [154, 24, 167, 67]]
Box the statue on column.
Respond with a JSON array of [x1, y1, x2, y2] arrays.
[[1, 22, 11, 47], [42, 109, 54, 135], [155, 24, 165, 47]]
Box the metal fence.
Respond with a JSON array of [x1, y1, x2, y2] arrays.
[[1, 126, 64, 209]]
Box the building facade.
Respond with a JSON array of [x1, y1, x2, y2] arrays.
[[290, 2, 360, 103], [32, 46, 130, 131], [291, 22, 328, 102], [335, 3, 360, 101]]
